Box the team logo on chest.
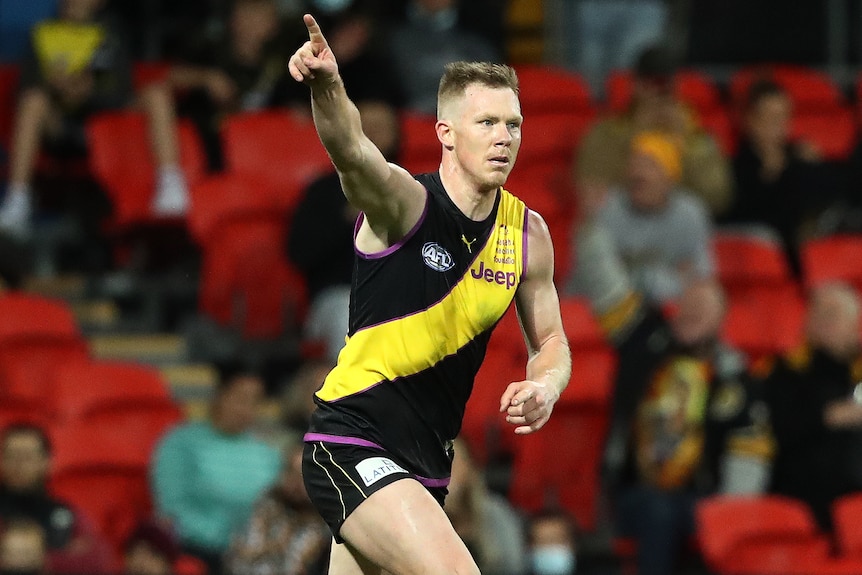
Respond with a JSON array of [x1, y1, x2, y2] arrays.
[[421, 242, 454, 272]]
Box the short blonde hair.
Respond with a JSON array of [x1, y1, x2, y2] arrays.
[[437, 61, 519, 119]]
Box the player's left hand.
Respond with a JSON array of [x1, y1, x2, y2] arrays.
[[499, 380, 559, 435]]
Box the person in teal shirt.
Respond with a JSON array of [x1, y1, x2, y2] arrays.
[[151, 369, 280, 575]]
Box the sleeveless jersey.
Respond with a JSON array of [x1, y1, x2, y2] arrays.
[[306, 172, 529, 481]]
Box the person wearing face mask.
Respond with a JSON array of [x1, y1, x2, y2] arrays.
[[526, 509, 578, 575], [568, 215, 773, 575], [761, 282, 862, 531]]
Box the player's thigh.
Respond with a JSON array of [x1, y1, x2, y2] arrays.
[[339, 478, 479, 575], [329, 539, 384, 575]]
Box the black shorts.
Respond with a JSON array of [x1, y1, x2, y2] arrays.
[[302, 433, 449, 542]]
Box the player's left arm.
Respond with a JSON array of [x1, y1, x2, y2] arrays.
[[500, 210, 572, 434]]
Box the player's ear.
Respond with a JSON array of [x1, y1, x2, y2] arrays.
[[436, 120, 454, 150]]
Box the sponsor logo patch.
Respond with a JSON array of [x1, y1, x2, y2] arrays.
[[422, 242, 454, 272], [356, 457, 408, 487], [470, 261, 517, 289]]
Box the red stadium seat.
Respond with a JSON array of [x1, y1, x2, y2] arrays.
[[697, 495, 832, 575], [513, 64, 594, 114], [187, 174, 277, 245], [713, 230, 793, 295], [801, 235, 862, 292], [51, 465, 153, 554], [721, 285, 805, 362], [518, 110, 596, 167], [86, 111, 206, 228], [399, 111, 439, 175], [49, 423, 163, 553], [833, 493, 862, 559], [560, 348, 615, 407], [508, 402, 610, 531], [558, 296, 609, 351], [0, 291, 81, 342], [49, 359, 173, 423], [0, 402, 50, 432], [198, 215, 308, 339], [462, 306, 526, 462], [0, 293, 88, 402], [791, 109, 857, 161], [222, 111, 332, 214]]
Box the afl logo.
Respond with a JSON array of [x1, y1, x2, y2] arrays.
[[422, 242, 454, 272]]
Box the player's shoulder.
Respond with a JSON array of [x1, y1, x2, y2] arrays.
[[525, 207, 549, 234]]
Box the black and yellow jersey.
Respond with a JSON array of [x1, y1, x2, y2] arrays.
[[305, 172, 528, 483]]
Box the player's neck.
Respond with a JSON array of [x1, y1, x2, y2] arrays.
[[438, 166, 497, 222]]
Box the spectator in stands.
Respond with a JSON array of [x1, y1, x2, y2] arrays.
[[565, 0, 668, 96], [762, 282, 862, 531], [287, 100, 399, 362], [525, 508, 579, 575], [0, 0, 189, 237], [568, 130, 714, 305], [0, 518, 48, 575], [123, 521, 179, 575], [569, 216, 773, 575], [387, 0, 501, 115], [224, 443, 330, 575], [575, 45, 732, 216], [720, 79, 830, 278], [151, 369, 280, 575], [0, 424, 112, 574], [444, 438, 527, 575], [167, 0, 294, 170]]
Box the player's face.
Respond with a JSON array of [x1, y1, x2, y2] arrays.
[[449, 85, 522, 192]]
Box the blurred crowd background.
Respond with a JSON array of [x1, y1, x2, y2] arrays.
[[2, 0, 862, 574]]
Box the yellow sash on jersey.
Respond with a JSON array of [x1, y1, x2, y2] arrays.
[[33, 21, 104, 75], [317, 188, 527, 401]]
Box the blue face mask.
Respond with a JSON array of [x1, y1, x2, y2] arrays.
[[531, 545, 576, 575]]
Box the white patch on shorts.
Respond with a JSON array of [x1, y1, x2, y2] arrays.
[[355, 457, 407, 487]]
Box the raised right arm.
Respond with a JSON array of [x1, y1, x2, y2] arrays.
[[288, 14, 425, 241]]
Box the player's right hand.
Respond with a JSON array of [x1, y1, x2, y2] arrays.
[[288, 14, 339, 89]]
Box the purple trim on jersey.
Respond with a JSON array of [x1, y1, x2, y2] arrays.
[[354, 188, 430, 260], [303, 433, 384, 450], [414, 475, 450, 488], [521, 208, 530, 280]]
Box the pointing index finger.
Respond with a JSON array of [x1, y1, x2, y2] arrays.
[[303, 14, 327, 46]]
